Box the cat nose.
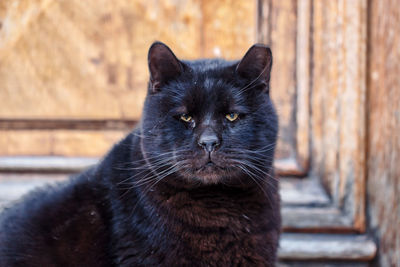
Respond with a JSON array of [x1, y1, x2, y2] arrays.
[[198, 130, 220, 152]]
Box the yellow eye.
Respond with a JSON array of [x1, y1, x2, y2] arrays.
[[180, 114, 192, 122], [226, 113, 239, 122]]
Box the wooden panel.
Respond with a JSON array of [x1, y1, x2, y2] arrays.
[[258, 0, 298, 161], [0, 119, 136, 130], [0, 0, 52, 57], [367, 0, 400, 265], [202, 0, 256, 59], [258, 0, 311, 175], [294, 0, 311, 172], [0, 130, 127, 156], [0, 0, 255, 120], [0, 157, 98, 172], [279, 233, 375, 261], [311, 0, 367, 231]]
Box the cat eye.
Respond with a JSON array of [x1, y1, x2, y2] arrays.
[[226, 113, 239, 122], [180, 114, 193, 122]]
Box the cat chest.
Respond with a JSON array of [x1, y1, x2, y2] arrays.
[[116, 222, 269, 266]]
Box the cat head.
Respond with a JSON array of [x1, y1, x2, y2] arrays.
[[140, 42, 278, 186]]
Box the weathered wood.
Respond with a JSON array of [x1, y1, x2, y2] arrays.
[[201, 0, 256, 59], [0, 157, 97, 172], [0, 119, 136, 130], [274, 157, 306, 177], [0, 130, 127, 156], [294, 0, 311, 173], [277, 262, 368, 267], [280, 177, 329, 207], [311, 0, 367, 232], [279, 233, 376, 261], [0, 0, 255, 120], [258, 0, 310, 175], [281, 206, 353, 232], [367, 0, 400, 265], [0, 0, 53, 57], [258, 0, 298, 162]]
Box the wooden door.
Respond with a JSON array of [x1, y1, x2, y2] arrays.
[[0, 0, 377, 263]]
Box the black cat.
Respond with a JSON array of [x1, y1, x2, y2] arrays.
[[0, 42, 280, 266]]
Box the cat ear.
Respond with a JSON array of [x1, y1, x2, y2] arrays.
[[148, 42, 183, 93], [235, 44, 272, 89]]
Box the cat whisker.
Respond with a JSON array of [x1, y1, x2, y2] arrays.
[[236, 65, 269, 94], [236, 164, 273, 207], [224, 142, 277, 154], [117, 159, 176, 186], [233, 158, 278, 183], [114, 147, 191, 170], [118, 155, 191, 188], [126, 161, 186, 219], [116, 161, 181, 202]]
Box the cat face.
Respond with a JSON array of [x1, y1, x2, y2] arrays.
[[140, 42, 278, 185]]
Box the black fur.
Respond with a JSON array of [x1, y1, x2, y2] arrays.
[[0, 42, 280, 266]]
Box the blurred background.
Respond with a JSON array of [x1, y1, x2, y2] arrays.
[[0, 0, 398, 266]]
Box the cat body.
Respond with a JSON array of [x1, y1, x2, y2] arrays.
[[0, 42, 280, 266]]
